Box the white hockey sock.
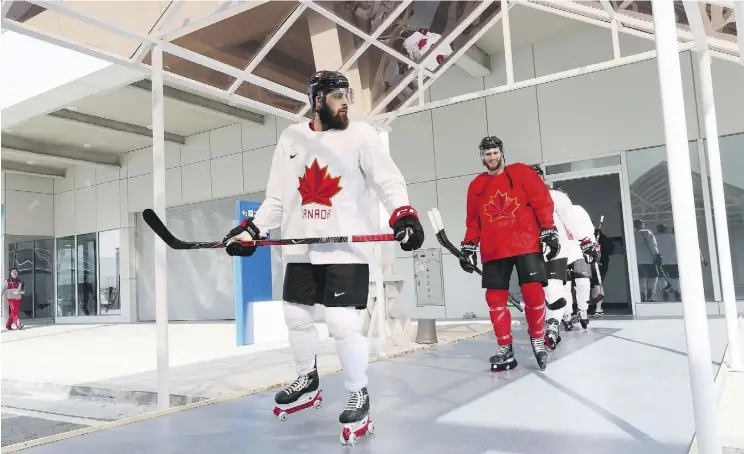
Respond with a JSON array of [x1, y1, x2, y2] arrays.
[[325, 306, 369, 392], [283, 302, 320, 376], [574, 277, 591, 312], [544, 278, 566, 321]]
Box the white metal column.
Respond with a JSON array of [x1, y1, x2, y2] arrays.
[[683, 0, 742, 371], [651, 1, 721, 453], [151, 43, 170, 410]]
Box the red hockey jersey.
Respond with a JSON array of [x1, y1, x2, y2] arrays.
[[462, 163, 555, 262]]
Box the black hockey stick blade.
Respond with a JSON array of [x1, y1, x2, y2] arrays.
[[142, 209, 222, 250]]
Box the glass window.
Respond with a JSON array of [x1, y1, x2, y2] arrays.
[[76, 233, 98, 316], [9, 241, 34, 320], [626, 142, 714, 303], [34, 239, 54, 319], [546, 155, 621, 176], [98, 230, 121, 315], [717, 133, 744, 299], [56, 237, 76, 317]]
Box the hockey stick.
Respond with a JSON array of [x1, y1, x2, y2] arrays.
[[142, 208, 396, 250], [426, 208, 524, 312]]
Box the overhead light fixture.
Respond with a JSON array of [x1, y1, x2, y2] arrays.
[[66, 106, 78, 111], [4, 129, 14, 133], [83, 144, 92, 148], [26, 161, 35, 165]]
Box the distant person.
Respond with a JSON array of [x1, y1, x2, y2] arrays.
[[2, 268, 25, 330], [591, 225, 614, 316], [634, 219, 662, 302]]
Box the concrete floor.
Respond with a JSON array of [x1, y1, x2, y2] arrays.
[[16, 318, 728, 454]]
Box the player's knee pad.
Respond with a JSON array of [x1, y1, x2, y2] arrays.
[[283, 302, 315, 333], [324, 306, 362, 341]]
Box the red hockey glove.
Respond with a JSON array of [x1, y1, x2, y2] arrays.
[[389, 206, 424, 252], [223, 217, 262, 257], [579, 238, 600, 264]]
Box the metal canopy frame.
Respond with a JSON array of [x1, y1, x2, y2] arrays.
[[1, 0, 740, 126]]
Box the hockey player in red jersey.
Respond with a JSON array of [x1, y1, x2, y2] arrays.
[[222, 71, 424, 443], [460, 136, 560, 371]]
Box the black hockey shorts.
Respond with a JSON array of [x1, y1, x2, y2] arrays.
[[569, 258, 591, 279], [544, 257, 569, 283], [283, 263, 369, 309], [482, 252, 548, 290]]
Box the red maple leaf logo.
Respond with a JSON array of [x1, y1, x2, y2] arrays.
[[298, 158, 342, 206], [484, 190, 520, 222]]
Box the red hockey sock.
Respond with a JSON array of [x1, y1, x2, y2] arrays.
[[521, 282, 546, 338], [486, 289, 513, 345]]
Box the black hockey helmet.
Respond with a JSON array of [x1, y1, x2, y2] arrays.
[[307, 70, 354, 111], [529, 164, 544, 179], [478, 136, 503, 161]]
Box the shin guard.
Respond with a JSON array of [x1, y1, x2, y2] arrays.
[[520, 282, 546, 338], [486, 289, 512, 345]]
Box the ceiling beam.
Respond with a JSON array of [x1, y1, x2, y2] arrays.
[[130, 79, 265, 124], [1, 160, 67, 178], [48, 109, 187, 145], [1, 134, 121, 169]]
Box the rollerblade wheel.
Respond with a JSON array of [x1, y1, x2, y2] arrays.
[[367, 422, 375, 434], [313, 399, 323, 410], [278, 411, 288, 422]]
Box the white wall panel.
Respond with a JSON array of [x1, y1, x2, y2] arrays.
[[165, 167, 182, 207], [533, 26, 613, 76], [119, 179, 130, 227], [618, 33, 656, 56], [165, 142, 181, 169], [181, 161, 212, 203], [395, 180, 440, 258], [74, 165, 96, 189], [54, 191, 75, 237], [5, 174, 53, 194], [75, 186, 97, 234], [54, 167, 75, 194], [698, 58, 744, 137], [442, 253, 486, 319], [96, 180, 120, 231], [389, 111, 436, 184], [127, 173, 153, 213], [5, 190, 53, 236], [126, 147, 153, 178], [210, 123, 242, 159], [180, 131, 210, 165], [431, 99, 489, 179], [537, 54, 699, 162], [119, 153, 128, 179], [242, 116, 278, 151], [243, 146, 275, 194], [429, 65, 485, 102], [484, 45, 536, 88], [485, 87, 542, 165], [96, 166, 120, 185], [211, 153, 243, 198], [435, 174, 476, 253]]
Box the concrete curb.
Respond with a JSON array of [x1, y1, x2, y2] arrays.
[[2, 326, 491, 453]]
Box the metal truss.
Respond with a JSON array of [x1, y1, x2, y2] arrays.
[[0, 0, 741, 126]]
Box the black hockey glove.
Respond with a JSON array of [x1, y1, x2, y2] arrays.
[[539, 226, 561, 261], [223, 217, 261, 258], [459, 242, 478, 273], [389, 206, 424, 252], [579, 238, 600, 264]]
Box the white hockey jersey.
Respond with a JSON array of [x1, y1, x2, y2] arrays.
[[402, 28, 453, 72], [252, 121, 410, 265], [549, 189, 593, 264]]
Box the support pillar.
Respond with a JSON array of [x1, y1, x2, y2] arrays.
[[652, 1, 721, 452], [151, 43, 170, 411], [683, 0, 742, 371]]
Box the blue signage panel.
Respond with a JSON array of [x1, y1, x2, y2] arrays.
[[234, 201, 273, 346]]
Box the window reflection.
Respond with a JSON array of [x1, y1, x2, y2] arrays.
[[34, 239, 54, 318], [716, 133, 744, 299], [77, 233, 98, 316], [56, 237, 76, 317], [99, 230, 121, 315]]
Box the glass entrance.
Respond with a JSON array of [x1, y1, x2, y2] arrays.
[[6, 238, 55, 320]]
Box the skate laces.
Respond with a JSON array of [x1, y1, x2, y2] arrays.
[[284, 374, 309, 394], [344, 390, 365, 410], [498, 344, 511, 356], [531, 337, 546, 352]]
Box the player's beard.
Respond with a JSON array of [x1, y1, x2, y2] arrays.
[[484, 156, 503, 172], [319, 106, 349, 130]]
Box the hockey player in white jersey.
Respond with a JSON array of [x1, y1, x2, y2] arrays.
[[222, 71, 424, 443], [565, 204, 600, 330], [400, 27, 453, 72]]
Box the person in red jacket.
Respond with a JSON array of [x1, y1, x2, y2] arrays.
[[3, 268, 25, 330], [460, 136, 560, 371]]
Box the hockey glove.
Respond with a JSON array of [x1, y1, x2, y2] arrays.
[[653, 253, 663, 266], [223, 217, 262, 257], [459, 243, 478, 273], [389, 206, 424, 252], [579, 238, 600, 264], [539, 226, 561, 261]]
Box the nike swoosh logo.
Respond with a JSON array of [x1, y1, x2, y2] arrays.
[[290, 153, 298, 159], [334, 292, 345, 297]]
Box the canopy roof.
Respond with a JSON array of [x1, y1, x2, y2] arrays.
[[1, 0, 741, 126]]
